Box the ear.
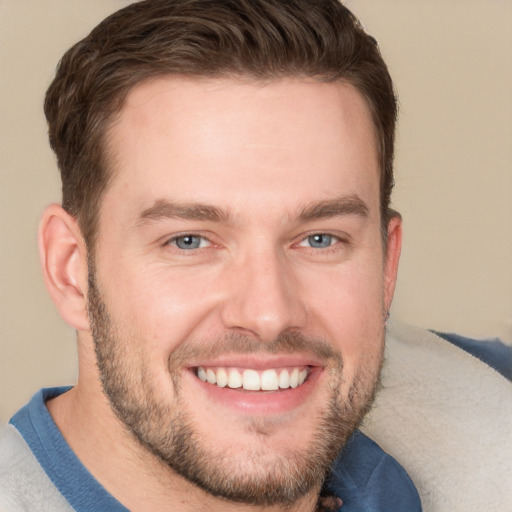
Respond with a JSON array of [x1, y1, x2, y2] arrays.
[[383, 214, 402, 311], [38, 204, 90, 331]]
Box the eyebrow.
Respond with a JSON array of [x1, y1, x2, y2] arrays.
[[298, 195, 369, 222], [134, 194, 369, 228], [135, 199, 231, 226]]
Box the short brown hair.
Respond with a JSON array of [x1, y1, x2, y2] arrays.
[[45, 0, 397, 249]]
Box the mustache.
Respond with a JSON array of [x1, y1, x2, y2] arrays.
[[168, 331, 342, 373]]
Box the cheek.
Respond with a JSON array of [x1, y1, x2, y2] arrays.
[[302, 261, 385, 366], [100, 262, 224, 352]]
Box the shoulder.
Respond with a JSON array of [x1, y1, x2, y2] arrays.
[[0, 422, 73, 512], [363, 321, 512, 512], [433, 330, 512, 380], [0, 424, 40, 492]]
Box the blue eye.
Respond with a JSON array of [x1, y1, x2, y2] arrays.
[[299, 234, 339, 249], [308, 234, 333, 248], [170, 235, 208, 250]]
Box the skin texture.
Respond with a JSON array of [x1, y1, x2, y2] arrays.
[[40, 77, 402, 512]]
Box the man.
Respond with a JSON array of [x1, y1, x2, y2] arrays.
[[0, 1, 421, 510]]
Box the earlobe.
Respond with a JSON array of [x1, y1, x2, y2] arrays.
[[384, 214, 402, 311], [38, 204, 90, 331]]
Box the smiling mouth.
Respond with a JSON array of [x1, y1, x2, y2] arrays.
[[195, 366, 310, 391]]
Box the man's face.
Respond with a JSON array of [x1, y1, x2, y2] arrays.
[[87, 77, 399, 505]]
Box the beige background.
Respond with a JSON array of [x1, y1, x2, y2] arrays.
[[1, 0, 511, 423]]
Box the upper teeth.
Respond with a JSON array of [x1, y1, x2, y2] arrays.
[[197, 367, 308, 391]]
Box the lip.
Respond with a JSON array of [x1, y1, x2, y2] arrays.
[[185, 354, 327, 371], [183, 361, 324, 415]]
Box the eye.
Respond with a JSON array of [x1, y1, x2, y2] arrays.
[[298, 233, 339, 249], [168, 234, 210, 250]]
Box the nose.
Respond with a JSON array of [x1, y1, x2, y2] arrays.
[[219, 249, 307, 343]]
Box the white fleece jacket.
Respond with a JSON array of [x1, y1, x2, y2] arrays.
[[362, 320, 512, 512]]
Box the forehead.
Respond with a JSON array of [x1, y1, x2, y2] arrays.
[[103, 76, 379, 222]]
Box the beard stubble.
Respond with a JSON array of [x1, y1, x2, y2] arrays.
[[87, 266, 383, 507]]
